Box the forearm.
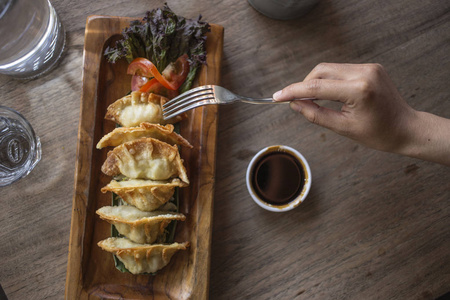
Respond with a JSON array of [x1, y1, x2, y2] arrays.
[[398, 110, 450, 166]]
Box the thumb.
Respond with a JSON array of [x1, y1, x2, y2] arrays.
[[290, 100, 349, 134]]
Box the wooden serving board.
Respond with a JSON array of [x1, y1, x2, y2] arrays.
[[65, 15, 223, 299]]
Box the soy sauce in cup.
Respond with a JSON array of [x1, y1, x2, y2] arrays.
[[246, 145, 311, 212], [252, 151, 304, 205]]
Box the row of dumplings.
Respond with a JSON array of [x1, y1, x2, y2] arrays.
[[96, 91, 191, 274]]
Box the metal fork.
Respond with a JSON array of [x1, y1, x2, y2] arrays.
[[162, 85, 287, 120]]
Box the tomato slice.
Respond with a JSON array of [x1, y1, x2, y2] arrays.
[[127, 57, 174, 90], [127, 55, 190, 91], [139, 78, 179, 99], [139, 78, 160, 93], [162, 54, 190, 90]]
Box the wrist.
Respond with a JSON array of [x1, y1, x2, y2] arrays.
[[396, 110, 450, 166]]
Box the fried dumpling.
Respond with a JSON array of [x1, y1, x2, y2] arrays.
[[101, 138, 189, 184], [96, 206, 186, 244], [98, 237, 189, 274], [105, 92, 185, 126], [96, 123, 192, 149], [101, 178, 186, 212]]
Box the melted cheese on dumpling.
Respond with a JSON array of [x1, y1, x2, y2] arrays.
[[104, 92, 185, 126], [128, 156, 174, 179], [120, 102, 161, 127]]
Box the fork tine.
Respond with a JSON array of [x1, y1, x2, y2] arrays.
[[163, 85, 213, 108], [163, 100, 216, 120], [163, 93, 215, 115], [163, 89, 214, 113]]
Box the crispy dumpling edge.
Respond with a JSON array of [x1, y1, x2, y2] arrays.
[[105, 92, 186, 126], [96, 122, 193, 149], [96, 206, 186, 226], [96, 206, 186, 244], [97, 237, 190, 274], [100, 137, 190, 185]]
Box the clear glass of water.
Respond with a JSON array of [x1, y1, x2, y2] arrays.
[[0, 0, 66, 79], [0, 106, 41, 186]]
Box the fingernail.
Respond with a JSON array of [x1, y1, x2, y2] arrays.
[[273, 90, 282, 100], [290, 101, 302, 112]]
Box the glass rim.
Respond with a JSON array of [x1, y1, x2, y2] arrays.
[[0, 105, 38, 142], [0, 105, 41, 187]]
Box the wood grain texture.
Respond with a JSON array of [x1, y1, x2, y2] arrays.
[[64, 16, 223, 299], [210, 2, 450, 300], [0, 1, 449, 300]]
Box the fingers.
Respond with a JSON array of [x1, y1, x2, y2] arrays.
[[303, 63, 383, 81], [290, 100, 349, 134], [272, 63, 390, 140], [273, 79, 364, 106], [273, 63, 385, 103], [303, 63, 353, 81]]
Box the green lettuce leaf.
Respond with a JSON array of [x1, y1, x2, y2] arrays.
[[104, 4, 210, 92]]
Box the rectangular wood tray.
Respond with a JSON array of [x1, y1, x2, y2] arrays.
[[65, 15, 223, 299]]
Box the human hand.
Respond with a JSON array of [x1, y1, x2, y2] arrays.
[[272, 63, 416, 153]]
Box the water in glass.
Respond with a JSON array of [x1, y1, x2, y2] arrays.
[[0, 107, 41, 186], [0, 0, 65, 79]]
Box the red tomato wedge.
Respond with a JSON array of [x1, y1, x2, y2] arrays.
[[139, 78, 179, 99], [162, 54, 190, 90], [139, 78, 160, 93], [127, 55, 190, 91]]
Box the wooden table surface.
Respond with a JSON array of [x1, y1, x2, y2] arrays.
[[1, 0, 449, 299]]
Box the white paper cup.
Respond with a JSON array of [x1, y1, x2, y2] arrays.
[[246, 145, 311, 212]]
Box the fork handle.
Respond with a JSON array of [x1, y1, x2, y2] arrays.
[[239, 97, 285, 104], [239, 97, 314, 104]]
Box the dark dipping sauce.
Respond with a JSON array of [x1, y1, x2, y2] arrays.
[[251, 151, 305, 205]]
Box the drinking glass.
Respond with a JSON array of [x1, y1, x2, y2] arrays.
[[0, 0, 65, 79], [0, 106, 41, 186]]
